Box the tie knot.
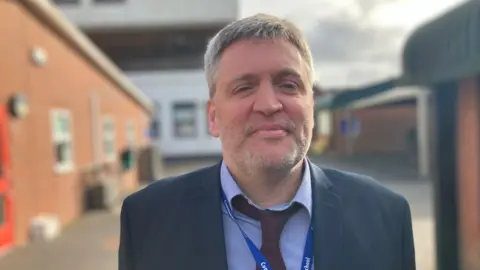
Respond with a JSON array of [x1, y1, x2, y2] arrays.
[[231, 195, 301, 222]]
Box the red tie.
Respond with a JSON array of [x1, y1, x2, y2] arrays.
[[232, 195, 301, 270]]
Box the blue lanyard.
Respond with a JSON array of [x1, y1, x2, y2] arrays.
[[221, 190, 314, 270]]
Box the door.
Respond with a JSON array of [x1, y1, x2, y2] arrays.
[[0, 106, 13, 251]]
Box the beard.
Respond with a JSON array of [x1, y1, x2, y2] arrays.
[[219, 115, 313, 177], [231, 127, 311, 177]]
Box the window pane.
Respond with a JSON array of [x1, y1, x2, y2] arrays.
[[104, 139, 115, 155], [174, 109, 195, 121], [60, 116, 70, 134], [104, 119, 113, 133], [54, 116, 62, 133], [55, 142, 70, 164], [173, 103, 197, 138], [54, 114, 70, 134], [150, 119, 161, 139]]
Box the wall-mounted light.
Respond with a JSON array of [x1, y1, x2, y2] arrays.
[[31, 47, 48, 67], [8, 93, 29, 119]]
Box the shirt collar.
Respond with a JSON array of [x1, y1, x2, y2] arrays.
[[220, 159, 312, 217]]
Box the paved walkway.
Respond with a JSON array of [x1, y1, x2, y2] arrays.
[[0, 211, 120, 270], [0, 154, 435, 270]]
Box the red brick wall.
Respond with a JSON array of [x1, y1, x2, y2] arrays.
[[456, 76, 480, 270], [0, 1, 151, 246], [330, 106, 417, 154]]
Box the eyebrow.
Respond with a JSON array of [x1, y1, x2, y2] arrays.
[[230, 73, 258, 84], [273, 68, 303, 81], [230, 68, 303, 84]]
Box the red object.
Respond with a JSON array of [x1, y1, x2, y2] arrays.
[[0, 106, 13, 252]]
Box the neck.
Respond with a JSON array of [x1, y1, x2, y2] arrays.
[[227, 159, 305, 208]]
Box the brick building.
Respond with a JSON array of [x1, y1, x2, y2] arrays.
[[313, 80, 429, 176], [0, 0, 154, 251], [324, 89, 418, 155]]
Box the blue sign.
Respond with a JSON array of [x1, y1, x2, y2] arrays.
[[340, 119, 348, 135], [340, 118, 361, 136]]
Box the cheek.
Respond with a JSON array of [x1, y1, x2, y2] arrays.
[[216, 105, 248, 130], [283, 100, 313, 123]]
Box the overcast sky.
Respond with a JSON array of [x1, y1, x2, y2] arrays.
[[240, 0, 466, 88]]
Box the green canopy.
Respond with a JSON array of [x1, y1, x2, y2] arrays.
[[315, 78, 400, 110]]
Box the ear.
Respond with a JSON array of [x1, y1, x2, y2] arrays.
[[207, 100, 220, 137]]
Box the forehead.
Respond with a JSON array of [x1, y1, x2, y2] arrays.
[[216, 39, 308, 83]]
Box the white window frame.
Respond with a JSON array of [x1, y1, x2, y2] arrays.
[[102, 116, 116, 162], [50, 109, 74, 174]]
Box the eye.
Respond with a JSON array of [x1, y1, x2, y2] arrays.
[[233, 85, 253, 93], [280, 81, 299, 90]]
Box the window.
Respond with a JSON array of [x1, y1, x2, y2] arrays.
[[173, 103, 197, 138], [126, 121, 136, 146], [151, 102, 161, 139], [51, 109, 74, 173], [103, 117, 116, 161], [150, 119, 161, 139]]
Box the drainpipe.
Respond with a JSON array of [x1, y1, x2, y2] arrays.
[[90, 92, 100, 167], [344, 109, 354, 157], [417, 89, 431, 178]]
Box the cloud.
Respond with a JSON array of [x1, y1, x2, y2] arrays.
[[306, 16, 403, 63], [240, 0, 463, 88], [356, 0, 400, 15], [304, 8, 406, 87]]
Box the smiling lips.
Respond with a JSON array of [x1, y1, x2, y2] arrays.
[[252, 124, 289, 138]]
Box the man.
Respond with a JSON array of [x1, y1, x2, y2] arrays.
[[119, 14, 416, 270]]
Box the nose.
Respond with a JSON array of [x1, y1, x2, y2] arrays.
[[252, 81, 283, 115]]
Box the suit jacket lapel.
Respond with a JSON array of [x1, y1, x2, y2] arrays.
[[183, 162, 228, 270], [309, 161, 343, 270]]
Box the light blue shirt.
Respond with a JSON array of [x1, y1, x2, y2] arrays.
[[220, 160, 313, 270]]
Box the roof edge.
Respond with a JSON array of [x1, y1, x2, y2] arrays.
[[315, 77, 403, 110], [19, 0, 153, 114]]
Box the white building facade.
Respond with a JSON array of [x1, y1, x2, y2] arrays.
[[53, 0, 239, 158]]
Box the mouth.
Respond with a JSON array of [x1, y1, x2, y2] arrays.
[[251, 124, 290, 138]]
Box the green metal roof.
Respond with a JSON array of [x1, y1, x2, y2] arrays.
[[402, 0, 480, 85], [315, 78, 399, 110]]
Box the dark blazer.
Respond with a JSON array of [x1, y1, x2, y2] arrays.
[[119, 160, 416, 270]]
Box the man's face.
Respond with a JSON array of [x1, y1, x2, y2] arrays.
[[207, 39, 315, 172]]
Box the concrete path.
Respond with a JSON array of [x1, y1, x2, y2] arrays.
[[0, 211, 119, 270]]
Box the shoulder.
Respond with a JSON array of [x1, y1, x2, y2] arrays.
[[122, 162, 220, 213], [318, 165, 410, 210]]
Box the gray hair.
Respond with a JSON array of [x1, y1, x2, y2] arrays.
[[204, 13, 314, 97]]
